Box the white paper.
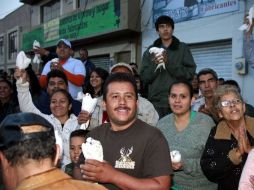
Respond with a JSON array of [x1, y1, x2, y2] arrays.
[[170, 150, 181, 163], [239, 24, 249, 31], [149, 47, 166, 72], [33, 40, 41, 64], [82, 137, 103, 162], [79, 93, 98, 129], [16, 51, 31, 70]]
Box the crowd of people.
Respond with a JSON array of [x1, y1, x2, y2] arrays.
[[0, 15, 254, 190]]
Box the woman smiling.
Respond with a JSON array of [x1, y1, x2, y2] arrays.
[[84, 67, 108, 98], [201, 84, 254, 190], [14, 68, 79, 168]]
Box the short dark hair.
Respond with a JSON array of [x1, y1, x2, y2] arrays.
[[155, 15, 174, 31], [2, 135, 56, 166], [46, 70, 68, 86], [26, 64, 41, 96], [102, 73, 138, 101], [0, 79, 13, 89], [79, 48, 88, 54], [168, 80, 194, 98], [70, 129, 89, 139], [219, 78, 225, 82], [0, 113, 56, 166], [224, 79, 241, 93], [197, 68, 218, 82]]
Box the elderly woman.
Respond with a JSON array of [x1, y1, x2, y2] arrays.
[[157, 80, 217, 190], [200, 85, 254, 190]]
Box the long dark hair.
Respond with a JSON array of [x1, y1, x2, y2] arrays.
[[84, 67, 109, 98], [26, 64, 41, 97]]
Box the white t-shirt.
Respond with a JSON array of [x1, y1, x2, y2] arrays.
[[41, 57, 86, 98]]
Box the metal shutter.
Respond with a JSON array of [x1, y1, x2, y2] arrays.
[[189, 40, 232, 79], [89, 55, 111, 72]]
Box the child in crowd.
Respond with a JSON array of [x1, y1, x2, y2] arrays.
[[65, 129, 89, 176]]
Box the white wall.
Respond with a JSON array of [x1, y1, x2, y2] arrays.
[[141, 0, 254, 105]]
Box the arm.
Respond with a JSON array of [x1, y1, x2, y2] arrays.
[[17, 82, 48, 118], [82, 159, 170, 190], [239, 149, 254, 190], [63, 69, 84, 86], [77, 110, 91, 125], [139, 49, 161, 86], [39, 61, 51, 88], [39, 75, 47, 88], [34, 47, 58, 64], [15, 69, 48, 118]]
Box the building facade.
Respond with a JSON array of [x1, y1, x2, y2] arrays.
[[20, 0, 141, 71], [0, 4, 31, 75], [141, 0, 254, 105]]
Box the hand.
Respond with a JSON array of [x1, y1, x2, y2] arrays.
[[33, 46, 49, 56], [14, 67, 27, 83], [172, 162, 183, 171], [152, 51, 167, 65], [78, 111, 91, 125], [239, 132, 252, 154], [236, 123, 252, 154], [80, 159, 117, 183], [50, 62, 63, 71]]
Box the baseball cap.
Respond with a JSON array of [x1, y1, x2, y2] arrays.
[[57, 39, 72, 48], [0, 112, 54, 149], [110, 62, 134, 75]]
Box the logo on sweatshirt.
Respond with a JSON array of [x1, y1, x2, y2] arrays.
[[115, 146, 135, 169]]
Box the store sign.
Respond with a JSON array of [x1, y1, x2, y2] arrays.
[[44, 18, 59, 42], [22, 27, 44, 51], [22, 0, 120, 51], [153, 0, 239, 23], [60, 1, 120, 40]]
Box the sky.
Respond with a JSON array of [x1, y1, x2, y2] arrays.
[[0, 0, 23, 19]]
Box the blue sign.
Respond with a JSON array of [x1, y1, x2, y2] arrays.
[[153, 0, 239, 24]]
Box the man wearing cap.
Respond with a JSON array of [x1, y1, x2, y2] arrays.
[[140, 15, 196, 118], [39, 39, 85, 98], [0, 112, 106, 190]]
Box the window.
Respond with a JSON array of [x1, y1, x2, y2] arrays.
[[0, 37, 3, 60], [77, 0, 87, 9], [8, 31, 17, 60], [41, 0, 60, 23]]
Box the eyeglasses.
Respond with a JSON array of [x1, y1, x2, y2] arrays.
[[220, 99, 242, 108]]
